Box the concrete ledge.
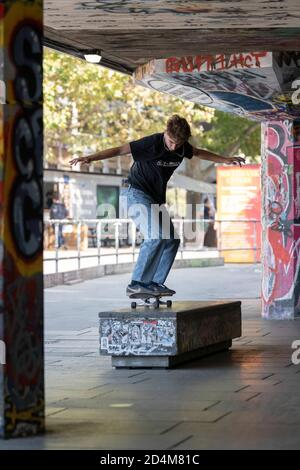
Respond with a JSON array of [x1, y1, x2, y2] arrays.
[[99, 300, 241, 368], [44, 256, 224, 288], [112, 340, 232, 368]]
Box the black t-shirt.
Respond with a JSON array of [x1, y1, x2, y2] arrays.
[[128, 133, 193, 204]]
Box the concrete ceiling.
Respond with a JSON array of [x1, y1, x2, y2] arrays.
[[44, 1, 300, 75]]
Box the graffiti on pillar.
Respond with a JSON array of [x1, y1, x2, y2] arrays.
[[0, 2, 44, 437], [294, 123, 300, 222], [261, 120, 300, 318], [134, 52, 300, 121]]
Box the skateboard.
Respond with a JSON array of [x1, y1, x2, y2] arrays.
[[129, 293, 173, 309]]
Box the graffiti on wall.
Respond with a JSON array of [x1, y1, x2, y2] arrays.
[[165, 52, 270, 73], [100, 318, 176, 355], [0, 1, 44, 438], [134, 52, 300, 121], [261, 119, 300, 319]]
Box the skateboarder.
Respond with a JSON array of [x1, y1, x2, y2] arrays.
[[49, 193, 68, 249], [69, 115, 245, 297]]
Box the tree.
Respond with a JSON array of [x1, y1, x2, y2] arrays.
[[43, 48, 212, 164], [197, 111, 261, 179]]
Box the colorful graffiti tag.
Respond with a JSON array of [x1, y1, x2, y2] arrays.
[[134, 52, 300, 121], [261, 119, 300, 319], [165, 52, 270, 73], [100, 318, 176, 355], [0, 1, 44, 437]]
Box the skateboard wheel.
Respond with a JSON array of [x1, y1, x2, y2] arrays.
[[131, 301, 137, 309], [166, 300, 172, 307], [154, 298, 160, 308]]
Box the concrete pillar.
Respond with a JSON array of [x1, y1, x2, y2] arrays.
[[0, 1, 44, 437], [261, 119, 300, 319]]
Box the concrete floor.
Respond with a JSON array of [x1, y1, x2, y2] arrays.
[[1, 263, 300, 450]]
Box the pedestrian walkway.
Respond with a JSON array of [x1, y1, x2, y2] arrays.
[[1, 264, 300, 450]]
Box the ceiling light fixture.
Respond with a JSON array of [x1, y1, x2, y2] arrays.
[[83, 50, 102, 63]]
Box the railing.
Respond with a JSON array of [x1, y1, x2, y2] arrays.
[[44, 218, 261, 273], [216, 218, 261, 263]]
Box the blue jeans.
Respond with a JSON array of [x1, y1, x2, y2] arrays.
[[57, 223, 65, 248], [125, 186, 180, 285]]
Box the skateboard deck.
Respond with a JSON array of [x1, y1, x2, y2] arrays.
[[128, 292, 173, 309]]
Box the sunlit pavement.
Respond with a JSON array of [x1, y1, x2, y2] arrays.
[[2, 263, 300, 450]]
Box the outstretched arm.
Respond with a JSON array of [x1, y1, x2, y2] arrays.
[[192, 147, 245, 166], [69, 143, 131, 167]]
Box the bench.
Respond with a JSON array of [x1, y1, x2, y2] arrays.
[[99, 300, 241, 368]]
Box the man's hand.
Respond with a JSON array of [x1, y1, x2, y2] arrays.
[[69, 156, 90, 167], [193, 147, 246, 166], [225, 156, 246, 167]]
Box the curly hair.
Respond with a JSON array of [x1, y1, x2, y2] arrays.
[[166, 115, 191, 142]]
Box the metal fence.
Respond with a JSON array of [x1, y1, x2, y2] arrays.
[[44, 218, 261, 273], [216, 218, 261, 263]]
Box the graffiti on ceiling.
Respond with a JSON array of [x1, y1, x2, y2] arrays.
[[134, 51, 300, 121], [45, 1, 300, 29]]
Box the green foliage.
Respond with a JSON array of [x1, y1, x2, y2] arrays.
[[44, 48, 261, 164], [44, 48, 211, 162], [200, 111, 261, 161]]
